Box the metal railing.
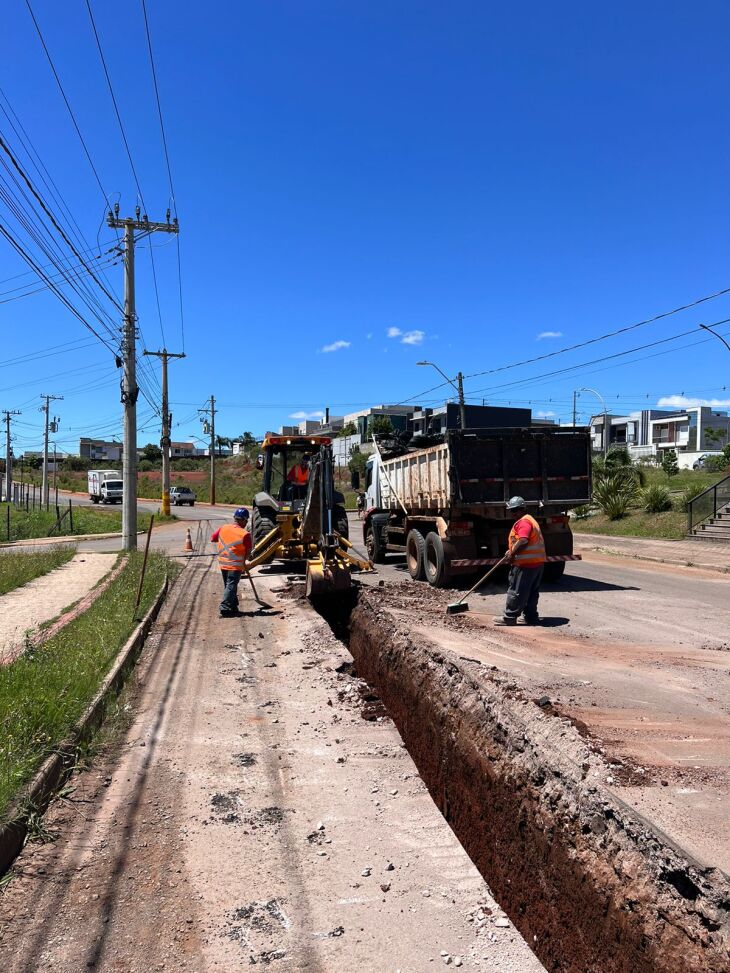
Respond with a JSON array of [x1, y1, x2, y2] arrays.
[[687, 474, 730, 532]]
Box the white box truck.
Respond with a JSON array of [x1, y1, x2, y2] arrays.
[[88, 469, 123, 504]]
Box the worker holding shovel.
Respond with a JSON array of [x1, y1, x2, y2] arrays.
[[210, 507, 253, 618], [494, 496, 546, 627]]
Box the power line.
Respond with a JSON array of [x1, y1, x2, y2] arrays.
[[23, 0, 117, 221], [464, 285, 730, 381]]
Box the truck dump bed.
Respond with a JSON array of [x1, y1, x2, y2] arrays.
[[379, 427, 592, 511]]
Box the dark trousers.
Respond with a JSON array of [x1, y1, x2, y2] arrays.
[[504, 564, 543, 622], [220, 569, 242, 615]]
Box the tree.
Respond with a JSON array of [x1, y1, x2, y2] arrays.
[[338, 421, 357, 438], [348, 445, 368, 477], [661, 449, 679, 478], [704, 426, 728, 449], [141, 442, 162, 463], [371, 415, 394, 437]]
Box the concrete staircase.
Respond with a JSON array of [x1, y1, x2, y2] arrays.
[[691, 503, 730, 542]]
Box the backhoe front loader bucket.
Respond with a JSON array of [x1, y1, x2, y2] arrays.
[[305, 553, 352, 598]]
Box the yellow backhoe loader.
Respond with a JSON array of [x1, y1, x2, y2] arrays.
[[248, 434, 372, 596]]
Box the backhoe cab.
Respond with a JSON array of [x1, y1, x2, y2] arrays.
[[249, 435, 372, 596]]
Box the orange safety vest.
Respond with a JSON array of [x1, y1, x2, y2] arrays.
[[508, 514, 546, 568], [288, 464, 309, 485], [216, 523, 251, 571]]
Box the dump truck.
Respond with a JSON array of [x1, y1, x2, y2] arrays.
[[88, 469, 123, 504], [249, 434, 371, 596], [362, 426, 592, 586]]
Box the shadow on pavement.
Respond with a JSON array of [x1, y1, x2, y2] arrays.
[[554, 575, 640, 593]]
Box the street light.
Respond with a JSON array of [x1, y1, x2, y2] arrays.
[[699, 322, 730, 354], [417, 360, 467, 430], [578, 387, 608, 456]]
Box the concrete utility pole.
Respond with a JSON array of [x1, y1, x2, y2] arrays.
[[572, 390, 577, 427], [40, 394, 63, 509], [579, 387, 608, 456], [143, 349, 185, 516], [200, 396, 217, 505], [107, 206, 179, 550], [2, 409, 20, 503]]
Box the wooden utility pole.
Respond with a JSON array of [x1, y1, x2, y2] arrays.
[[199, 396, 217, 505], [143, 349, 185, 516], [40, 393, 63, 509], [2, 409, 20, 503], [107, 206, 179, 549]]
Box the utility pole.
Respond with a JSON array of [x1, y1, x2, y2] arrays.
[[40, 394, 63, 509], [456, 371, 467, 432], [572, 390, 577, 427], [108, 205, 179, 550], [143, 349, 185, 516], [2, 410, 20, 503], [199, 396, 217, 505]]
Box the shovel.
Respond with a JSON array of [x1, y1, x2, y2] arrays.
[[243, 565, 271, 609], [445, 555, 509, 615]]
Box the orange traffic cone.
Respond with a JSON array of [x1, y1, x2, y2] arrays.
[[184, 528, 193, 553]]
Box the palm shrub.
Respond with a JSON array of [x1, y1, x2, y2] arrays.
[[592, 467, 640, 519], [642, 484, 672, 513], [676, 482, 707, 512], [572, 504, 591, 520]]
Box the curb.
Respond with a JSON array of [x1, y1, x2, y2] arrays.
[[578, 544, 730, 575], [0, 573, 171, 875], [0, 530, 143, 549]]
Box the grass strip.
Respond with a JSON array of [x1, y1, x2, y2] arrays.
[[572, 509, 688, 540], [0, 550, 169, 820], [0, 504, 172, 542], [0, 547, 75, 597]]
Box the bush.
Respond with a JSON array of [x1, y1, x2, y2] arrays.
[[642, 484, 672, 513], [571, 505, 591, 520], [138, 460, 154, 473], [703, 455, 729, 473], [661, 449, 679, 477], [676, 482, 707, 512], [592, 469, 640, 520]]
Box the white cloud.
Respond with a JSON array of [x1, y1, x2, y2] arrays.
[[288, 410, 325, 420], [401, 329, 425, 345], [537, 331, 563, 340], [366, 332, 373, 339], [387, 326, 402, 338], [657, 395, 730, 409], [536, 410, 556, 418], [320, 339, 350, 353]]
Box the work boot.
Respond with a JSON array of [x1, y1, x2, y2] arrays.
[[494, 617, 517, 626], [522, 615, 541, 626]]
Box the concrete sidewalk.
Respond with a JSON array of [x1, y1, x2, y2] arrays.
[[575, 531, 730, 573]]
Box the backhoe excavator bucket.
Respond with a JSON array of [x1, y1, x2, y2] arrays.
[[305, 554, 352, 598]]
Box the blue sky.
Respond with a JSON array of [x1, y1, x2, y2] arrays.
[[2, 1, 730, 455]]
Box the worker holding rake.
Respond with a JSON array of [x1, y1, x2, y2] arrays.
[[494, 496, 546, 627]]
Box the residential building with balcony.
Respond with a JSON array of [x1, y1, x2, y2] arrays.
[[79, 438, 122, 462]]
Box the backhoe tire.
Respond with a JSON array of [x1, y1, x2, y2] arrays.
[[334, 505, 349, 540], [366, 514, 388, 563], [543, 561, 566, 583], [424, 531, 450, 588], [252, 508, 277, 549], [406, 529, 426, 581]]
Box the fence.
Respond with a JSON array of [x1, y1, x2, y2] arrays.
[[2, 497, 75, 542]]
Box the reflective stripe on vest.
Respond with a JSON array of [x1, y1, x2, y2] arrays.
[[509, 513, 546, 567], [217, 524, 249, 570]]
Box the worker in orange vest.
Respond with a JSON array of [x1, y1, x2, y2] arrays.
[[287, 452, 311, 486], [210, 507, 252, 618], [495, 496, 546, 627]]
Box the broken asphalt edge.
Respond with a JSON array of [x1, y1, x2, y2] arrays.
[[0, 568, 176, 876]]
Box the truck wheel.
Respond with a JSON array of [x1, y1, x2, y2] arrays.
[[543, 561, 566, 583], [366, 514, 388, 563], [406, 529, 426, 581], [334, 505, 348, 540], [91, 496, 99, 504], [424, 532, 450, 588], [252, 508, 277, 548]]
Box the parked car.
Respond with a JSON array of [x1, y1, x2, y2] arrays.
[[693, 454, 714, 470], [170, 486, 196, 506]]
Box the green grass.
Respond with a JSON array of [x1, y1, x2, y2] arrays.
[[0, 550, 169, 820], [572, 508, 687, 540], [642, 467, 726, 495], [0, 547, 76, 596], [0, 504, 163, 542]]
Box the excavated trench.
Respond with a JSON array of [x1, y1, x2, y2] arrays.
[[315, 585, 729, 973]]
